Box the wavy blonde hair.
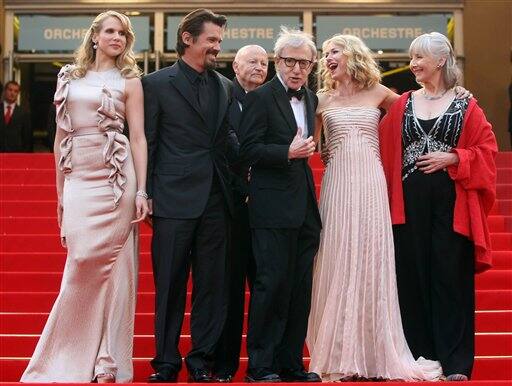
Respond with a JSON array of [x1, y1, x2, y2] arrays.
[[318, 34, 380, 93], [71, 10, 141, 79]]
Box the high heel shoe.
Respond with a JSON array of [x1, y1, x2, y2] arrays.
[[95, 373, 115, 383]]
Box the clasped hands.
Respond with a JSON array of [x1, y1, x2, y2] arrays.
[[288, 127, 316, 160]]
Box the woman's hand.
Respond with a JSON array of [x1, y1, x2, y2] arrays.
[[57, 200, 63, 229], [416, 151, 459, 174], [132, 196, 150, 224], [454, 86, 472, 99]]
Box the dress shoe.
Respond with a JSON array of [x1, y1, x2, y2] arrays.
[[148, 369, 178, 383], [213, 373, 233, 383], [280, 370, 321, 382], [188, 368, 214, 383], [245, 372, 281, 383]]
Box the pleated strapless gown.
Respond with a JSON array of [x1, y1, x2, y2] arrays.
[[306, 107, 442, 381]]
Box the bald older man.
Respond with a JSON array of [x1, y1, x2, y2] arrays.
[[213, 45, 268, 383]]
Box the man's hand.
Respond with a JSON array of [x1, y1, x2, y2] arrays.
[[288, 129, 316, 160]]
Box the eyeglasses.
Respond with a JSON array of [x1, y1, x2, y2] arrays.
[[279, 56, 314, 70]]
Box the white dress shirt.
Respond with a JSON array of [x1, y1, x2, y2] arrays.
[[276, 73, 308, 138]]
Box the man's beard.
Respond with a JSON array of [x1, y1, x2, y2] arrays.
[[204, 50, 219, 69]]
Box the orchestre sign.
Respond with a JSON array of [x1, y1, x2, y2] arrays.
[[166, 15, 301, 52], [315, 15, 449, 50], [18, 15, 150, 52]]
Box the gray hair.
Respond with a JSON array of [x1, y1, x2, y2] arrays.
[[409, 32, 460, 88], [274, 26, 317, 60]]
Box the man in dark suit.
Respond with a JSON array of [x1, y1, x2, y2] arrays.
[[1, 81, 32, 152], [213, 45, 268, 383], [142, 9, 234, 383], [238, 28, 322, 383]]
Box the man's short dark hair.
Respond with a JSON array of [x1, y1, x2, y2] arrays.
[[5, 80, 20, 89], [176, 9, 227, 56]]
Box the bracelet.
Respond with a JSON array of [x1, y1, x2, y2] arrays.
[[136, 190, 148, 199]]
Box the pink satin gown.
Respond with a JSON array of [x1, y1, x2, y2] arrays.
[[21, 65, 138, 383]]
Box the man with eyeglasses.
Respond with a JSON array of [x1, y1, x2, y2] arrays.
[[238, 27, 322, 383]]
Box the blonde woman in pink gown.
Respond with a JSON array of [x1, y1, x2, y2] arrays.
[[306, 34, 442, 381], [21, 11, 149, 383]]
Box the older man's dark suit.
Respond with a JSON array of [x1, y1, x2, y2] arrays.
[[213, 79, 255, 378], [239, 76, 322, 377], [142, 61, 234, 375], [0, 104, 32, 152]]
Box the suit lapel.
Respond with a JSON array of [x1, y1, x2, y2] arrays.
[[304, 90, 315, 137], [271, 77, 297, 134], [168, 63, 206, 123]]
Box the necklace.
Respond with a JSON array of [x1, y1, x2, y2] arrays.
[[422, 88, 448, 100]]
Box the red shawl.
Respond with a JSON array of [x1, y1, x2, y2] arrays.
[[379, 92, 498, 273]]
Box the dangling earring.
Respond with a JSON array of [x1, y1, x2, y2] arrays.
[[93, 42, 98, 50]]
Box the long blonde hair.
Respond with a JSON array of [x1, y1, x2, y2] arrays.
[[318, 34, 380, 93], [71, 10, 141, 79]]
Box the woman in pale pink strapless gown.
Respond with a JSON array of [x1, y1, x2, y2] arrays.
[[21, 11, 149, 383], [306, 34, 442, 381]]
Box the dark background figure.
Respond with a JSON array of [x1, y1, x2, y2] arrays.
[[213, 44, 268, 383], [142, 9, 234, 383], [238, 28, 322, 383], [1, 80, 32, 152]]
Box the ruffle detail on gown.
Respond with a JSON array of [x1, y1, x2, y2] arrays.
[[98, 85, 127, 208], [54, 64, 74, 134], [103, 131, 128, 208], [55, 65, 75, 174]]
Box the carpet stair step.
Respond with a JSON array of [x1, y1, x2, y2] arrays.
[[0, 201, 56, 217], [0, 252, 152, 272], [2, 289, 511, 313], [0, 153, 54, 169], [0, 358, 510, 382], [1, 333, 511, 358], [1, 181, 511, 203], [491, 200, 512, 216], [1, 151, 509, 170], [497, 168, 512, 184], [491, 251, 512, 270], [496, 184, 512, 198], [1, 250, 511, 272], [2, 269, 510, 292], [0, 233, 506, 252], [488, 215, 512, 232], [0, 170, 54, 185], [0, 312, 239, 335], [0, 217, 153, 234], [1, 310, 507, 335]]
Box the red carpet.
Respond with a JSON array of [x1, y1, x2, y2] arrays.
[[0, 152, 511, 384]]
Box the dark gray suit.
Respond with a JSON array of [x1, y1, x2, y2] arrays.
[[0, 104, 32, 152], [143, 61, 233, 374]]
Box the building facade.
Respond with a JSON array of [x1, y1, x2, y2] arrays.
[[1, 0, 510, 150]]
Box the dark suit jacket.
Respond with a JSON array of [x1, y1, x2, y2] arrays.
[[228, 79, 250, 207], [142, 62, 234, 219], [239, 76, 321, 228], [0, 104, 32, 152]]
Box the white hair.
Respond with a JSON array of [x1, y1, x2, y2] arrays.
[[409, 32, 460, 88], [234, 44, 267, 62], [274, 26, 316, 60]]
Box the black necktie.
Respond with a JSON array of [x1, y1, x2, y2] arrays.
[[287, 88, 304, 101], [197, 73, 209, 117]]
